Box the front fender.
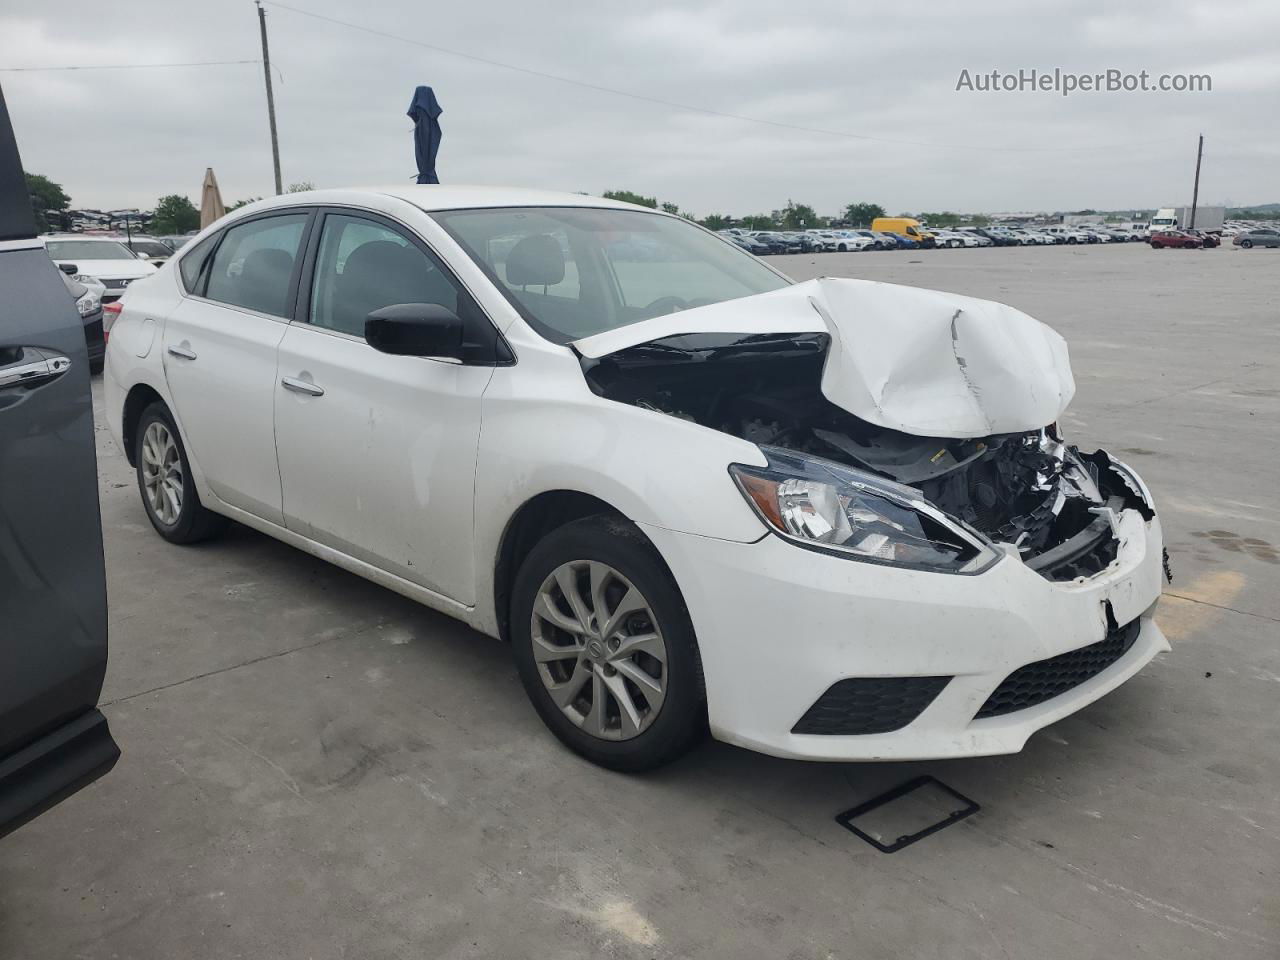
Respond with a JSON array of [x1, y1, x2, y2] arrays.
[[471, 347, 769, 633]]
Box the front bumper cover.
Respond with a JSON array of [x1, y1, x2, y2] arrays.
[[641, 505, 1166, 761]]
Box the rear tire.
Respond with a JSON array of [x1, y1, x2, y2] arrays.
[[510, 515, 706, 772], [134, 402, 229, 544]]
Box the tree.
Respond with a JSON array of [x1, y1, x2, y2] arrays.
[[917, 211, 964, 227], [150, 195, 200, 234], [699, 214, 733, 231], [843, 202, 885, 227], [739, 214, 776, 230], [660, 201, 681, 215], [228, 197, 263, 212], [602, 189, 657, 209], [286, 181, 315, 193], [782, 201, 821, 230], [25, 173, 71, 232]]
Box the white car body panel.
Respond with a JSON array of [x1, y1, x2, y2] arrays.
[[162, 296, 290, 523], [644, 509, 1166, 759], [274, 322, 494, 603], [102, 185, 1166, 763], [48, 258, 156, 283]]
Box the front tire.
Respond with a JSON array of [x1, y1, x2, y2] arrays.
[[1241, 239, 1253, 248], [511, 516, 706, 772], [134, 403, 229, 544]]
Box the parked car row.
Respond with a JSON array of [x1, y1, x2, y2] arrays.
[[719, 220, 1155, 255]]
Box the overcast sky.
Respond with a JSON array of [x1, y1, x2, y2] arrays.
[[3, 0, 1277, 216]]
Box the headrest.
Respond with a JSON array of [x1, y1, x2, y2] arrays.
[[339, 241, 442, 310], [242, 247, 293, 279], [505, 234, 565, 287]]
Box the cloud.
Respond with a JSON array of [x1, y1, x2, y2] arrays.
[[1, 0, 1276, 214]]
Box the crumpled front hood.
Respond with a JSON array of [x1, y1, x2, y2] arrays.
[[572, 277, 1074, 439]]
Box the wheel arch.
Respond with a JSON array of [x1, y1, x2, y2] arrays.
[[121, 383, 167, 467], [492, 490, 637, 643]]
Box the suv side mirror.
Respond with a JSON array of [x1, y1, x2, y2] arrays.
[[58, 263, 78, 275], [365, 303, 464, 359]]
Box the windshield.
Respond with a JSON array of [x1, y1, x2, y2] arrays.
[[431, 206, 789, 343], [46, 240, 136, 261], [130, 241, 171, 257]]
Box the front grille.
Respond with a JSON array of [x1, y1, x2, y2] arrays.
[[976, 616, 1140, 719], [792, 676, 951, 735]]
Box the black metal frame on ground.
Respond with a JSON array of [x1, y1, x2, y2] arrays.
[[835, 776, 980, 854]]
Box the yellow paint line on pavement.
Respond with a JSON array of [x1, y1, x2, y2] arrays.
[[1156, 569, 1247, 642]]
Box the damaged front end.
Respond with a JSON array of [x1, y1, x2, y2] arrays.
[[580, 329, 1154, 581]]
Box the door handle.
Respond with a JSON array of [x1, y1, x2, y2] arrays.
[[167, 343, 197, 360], [281, 376, 324, 397], [0, 348, 72, 391]]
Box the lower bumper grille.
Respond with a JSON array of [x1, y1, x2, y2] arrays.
[[976, 616, 1140, 719], [792, 676, 951, 735]]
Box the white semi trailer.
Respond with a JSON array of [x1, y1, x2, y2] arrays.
[[1150, 206, 1225, 233]]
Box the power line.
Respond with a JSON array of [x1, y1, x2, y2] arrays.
[[0, 59, 260, 72], [264, 0, 1181, 154]]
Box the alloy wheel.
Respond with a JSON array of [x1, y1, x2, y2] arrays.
[[141, 420, 183, 525], [530, 560, 668, 741]]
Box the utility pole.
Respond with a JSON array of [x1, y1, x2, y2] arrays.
[[256, 0, 282, 195], [1189, 133, 1203, 230]]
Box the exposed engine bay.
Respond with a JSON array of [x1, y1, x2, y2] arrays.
[[580, 332, 1154, 580]]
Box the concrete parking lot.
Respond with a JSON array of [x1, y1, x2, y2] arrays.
[[1, 243, 1276, 959]]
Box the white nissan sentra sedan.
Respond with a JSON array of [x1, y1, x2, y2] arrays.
[[104, 187, 1168, 771]]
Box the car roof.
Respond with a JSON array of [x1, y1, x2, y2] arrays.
[[247, 185, 648, 215]]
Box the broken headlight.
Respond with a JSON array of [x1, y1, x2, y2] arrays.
[[730, 447, 998, 574]]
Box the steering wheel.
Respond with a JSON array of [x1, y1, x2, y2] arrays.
[[643, 296, 689, 315]]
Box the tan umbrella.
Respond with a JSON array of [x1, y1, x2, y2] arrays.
[[199, 167, 226, 228]]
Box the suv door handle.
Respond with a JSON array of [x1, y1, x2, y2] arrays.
[[0, 348, 72, 391], [167, 343, 197, 360], [281, 376, 324, 397]]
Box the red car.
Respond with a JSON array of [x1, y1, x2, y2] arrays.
[[1187, 230, 1221, 248], [1150, 230, 1203, 249]]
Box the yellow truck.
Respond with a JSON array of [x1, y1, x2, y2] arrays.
[[871, 217, 936, 248]]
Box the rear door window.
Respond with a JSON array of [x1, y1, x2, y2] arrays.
[[204, 214, 308, 317]]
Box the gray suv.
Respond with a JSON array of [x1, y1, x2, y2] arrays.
[[0, 84, 119, 838]]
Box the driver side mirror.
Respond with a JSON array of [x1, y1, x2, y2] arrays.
[[58, 263, 78, 275], [365, 303, 464, 359]]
